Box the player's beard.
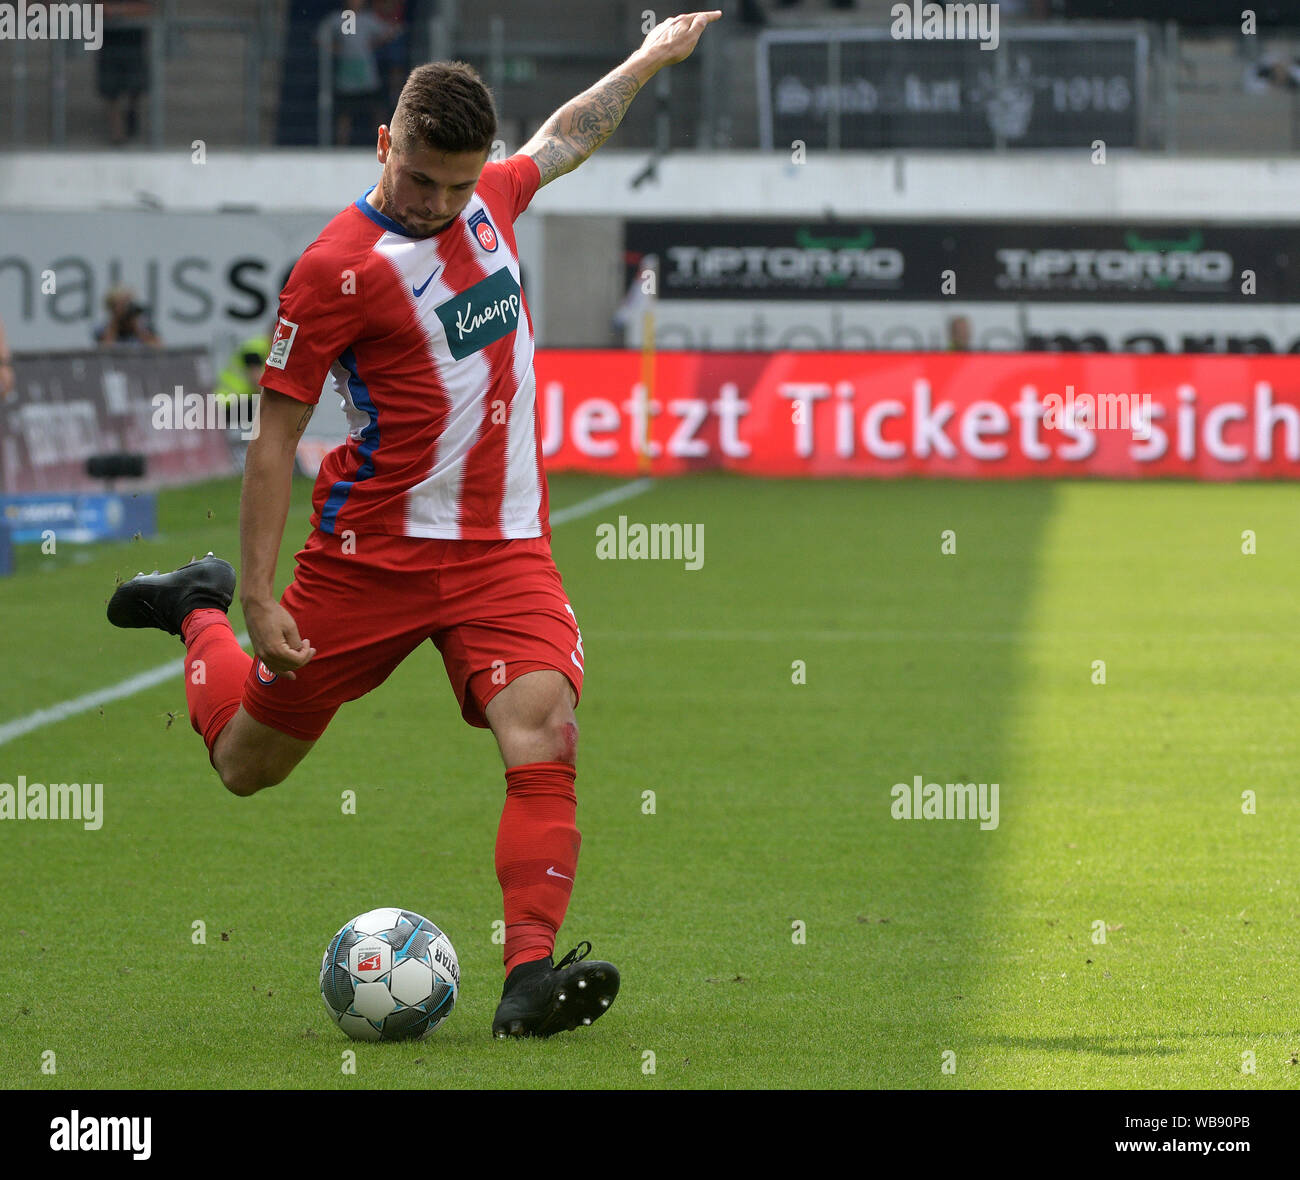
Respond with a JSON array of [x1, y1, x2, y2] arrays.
[[381, 169, 456, 238]]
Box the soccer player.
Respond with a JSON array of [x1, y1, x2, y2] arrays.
[[107, 11, 721, 1039]]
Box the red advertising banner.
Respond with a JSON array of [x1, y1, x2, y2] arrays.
[[536, 351, 1300, 479]]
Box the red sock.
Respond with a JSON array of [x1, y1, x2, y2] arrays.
[[495, 761, 581, 974], [181, 609, 250, 758]]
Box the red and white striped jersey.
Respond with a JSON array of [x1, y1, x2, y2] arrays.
[[258, 155, 548, 540]]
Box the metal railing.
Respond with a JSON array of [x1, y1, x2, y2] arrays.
[[2, 5, 270, 148], [310, 9, 642, 149], [3, 4, 1298, 154]]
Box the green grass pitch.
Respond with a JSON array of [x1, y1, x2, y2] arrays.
[[1, 472, 1297, 1089]]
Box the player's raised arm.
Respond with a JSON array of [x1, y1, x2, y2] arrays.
[[520, 10, 722, 188]]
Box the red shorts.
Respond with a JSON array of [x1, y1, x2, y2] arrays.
[[241, 529, 585, 742]]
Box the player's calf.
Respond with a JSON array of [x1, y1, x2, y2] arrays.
[[108, 556, 316, 796], [211, 707, 316, 797]]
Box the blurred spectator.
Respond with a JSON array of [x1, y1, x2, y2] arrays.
[[95, 285, 161, 349], [1062, 1, 1285, 22], [98, 1, 153, 146], [320, 0, 399, 147], [372, 0, 413, 112], [276, 0, 339, 146], [947, 315, 973, 352], [215, 328, 270, 466], [0, 313, 14, 402], [765, 0, 1051, 17], [1244, 53, 1300, 95], [214, 328, 269, 416], [990, 0, 1054, 16]]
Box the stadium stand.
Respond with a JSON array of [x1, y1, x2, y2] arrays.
[[2, 0, 1298, 152]]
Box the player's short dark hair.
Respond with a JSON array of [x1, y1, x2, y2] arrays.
[[390, 62, 497, 156]]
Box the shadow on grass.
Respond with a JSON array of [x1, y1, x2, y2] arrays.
[[571, 475, 1061, 1085], [976, 1033, 1184, 1057]]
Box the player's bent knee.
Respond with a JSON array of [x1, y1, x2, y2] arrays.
[[535, 686, 578, 753], [217, 753, 297, 796], [496, 707, 577, 768], [530, 705, 578, 765], [213, 709, 312, 796], [219, 764, 282, 797], [486, 671, 580, 767], [553, 714, 579, 764]]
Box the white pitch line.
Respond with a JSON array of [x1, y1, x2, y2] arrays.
[[0, 478, 655, 748], [0, 631, 251, 748], [548, 476, 654, 525]]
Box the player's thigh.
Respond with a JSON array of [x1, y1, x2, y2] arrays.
[[436, 537, 584, 766], [242, 529, 437, 757], [483, 669, 578, 768], [213, 705, 316, 796]]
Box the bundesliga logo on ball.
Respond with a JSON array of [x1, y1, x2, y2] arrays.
[[320, 908, 459, 1042]]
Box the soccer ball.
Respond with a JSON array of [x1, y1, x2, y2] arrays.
[[320, 907, 459, 1042]]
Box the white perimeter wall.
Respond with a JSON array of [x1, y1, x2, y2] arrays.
[[1, 150, 1297, 221]]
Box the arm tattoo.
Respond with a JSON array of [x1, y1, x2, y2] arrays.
[[295, 406, 314, 435], [527, 71, 643, 185]]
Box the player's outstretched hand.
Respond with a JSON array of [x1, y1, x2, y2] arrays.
[[244, 597, 316, 681], [639, 10, 723, 68]]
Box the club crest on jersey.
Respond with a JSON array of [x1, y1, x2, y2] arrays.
[[255, 660, 277, 685], [468, 209, 499, 253]]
